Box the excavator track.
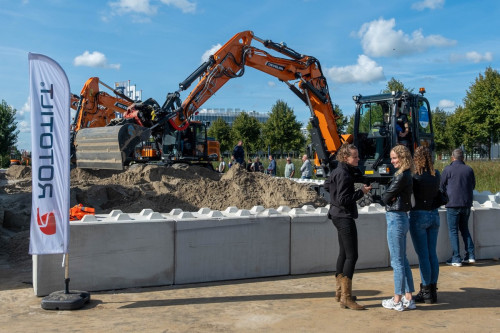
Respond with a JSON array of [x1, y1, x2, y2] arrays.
[[74, 124, 151, 170]]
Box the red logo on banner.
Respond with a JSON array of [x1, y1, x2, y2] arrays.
[[37, 208, 56, 235]]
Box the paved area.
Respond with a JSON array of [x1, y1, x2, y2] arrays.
[[1, 259, 499, 332]]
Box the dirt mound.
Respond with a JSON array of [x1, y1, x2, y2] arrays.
[[5, 165, 31, 179], [1, 164, 327, 232]]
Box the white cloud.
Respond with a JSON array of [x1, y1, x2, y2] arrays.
[[450, 51, 493, 63], [73, 51, 121, 69], [325, 55, 385, 83], [108, 0, 196, 17], [109, 0, 158, 15], [19, 120, 30, 133], [201, 44, 221, 63], [357, 18, 455, 57], [438, 99, 456, 109], [465, 51, 493, 63], [411, 0, 445, 11], [15, 97, 30, 121], [160, 0, 196, 14], [267, 81, 276, 87]]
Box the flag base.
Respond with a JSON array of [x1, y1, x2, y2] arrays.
[[41, 290, 90, 310]]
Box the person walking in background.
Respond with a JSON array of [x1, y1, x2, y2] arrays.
[[232, 140, 245, 167], [325, 144, 371, 310], [381, 145, 415, 311], [409, 146, 442, 304], [284, 157, 295, 178], [218, 158, 226, 173], [251, 157, 263, 172], [300, 154, 312, 179], [441, 148, 476, 267], [267, 155, 276, 176]]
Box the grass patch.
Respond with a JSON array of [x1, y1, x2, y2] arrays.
[[435, 160, 500, 193]]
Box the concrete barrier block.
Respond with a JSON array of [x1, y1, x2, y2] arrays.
[[473, 190, 493, 204], [473, 207, 500, 259], [290, 210, 337, 275], [356, 211, 389, 269], [33, 217, 175, 296], [174, 213, 290, 284]]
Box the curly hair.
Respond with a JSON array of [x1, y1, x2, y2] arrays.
[[413, 146, 435, 176], [336, 143, 358, 162], [391, 144, 414, 175]]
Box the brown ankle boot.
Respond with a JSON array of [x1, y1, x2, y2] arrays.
[[340, 276, 365, 310]]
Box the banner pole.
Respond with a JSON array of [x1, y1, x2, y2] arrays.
[[64, 253, 70, 294]]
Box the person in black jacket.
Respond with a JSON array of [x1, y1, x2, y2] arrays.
[[325, 144, 371, 310], [441, 148, 476, 267], [381, 144, 415, 311], [409, 146, 441, 304]]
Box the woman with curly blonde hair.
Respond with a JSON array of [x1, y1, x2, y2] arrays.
[[409, 146, 442, 304], [381, 144, 415, 311]]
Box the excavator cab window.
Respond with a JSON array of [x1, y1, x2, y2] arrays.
[[415, 97, 434, 149], [356, 101, 390, 160]]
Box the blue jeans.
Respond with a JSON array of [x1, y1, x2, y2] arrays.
[[409, 210, 440, 286], [447, 207, 475, 262], [386, 211, 415, 295]]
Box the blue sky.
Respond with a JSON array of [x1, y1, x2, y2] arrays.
[[1, 0, 498, 151]]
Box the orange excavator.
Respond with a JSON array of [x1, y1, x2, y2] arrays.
[[71, 77, 220, 168], [74, 31, 350, 174]]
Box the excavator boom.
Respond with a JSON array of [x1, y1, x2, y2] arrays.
[[74, 31, 347, 173]]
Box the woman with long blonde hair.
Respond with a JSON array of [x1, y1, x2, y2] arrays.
[[381, 144, 415, 311], [409, 146, 442, 304]]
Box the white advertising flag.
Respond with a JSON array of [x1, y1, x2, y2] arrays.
[[29, 53, 71, 255]]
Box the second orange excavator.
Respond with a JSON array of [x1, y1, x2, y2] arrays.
[[70, 77, 220, 169]]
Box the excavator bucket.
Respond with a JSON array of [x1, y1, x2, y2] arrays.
[[74, 124, 152, 170]]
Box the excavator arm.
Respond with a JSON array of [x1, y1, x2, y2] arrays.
[[71, 77, 134, 132], [167, 30, 350, 171]]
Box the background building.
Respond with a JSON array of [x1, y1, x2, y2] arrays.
[[192, 108, 270, 126], [114, 80, 142, 101]]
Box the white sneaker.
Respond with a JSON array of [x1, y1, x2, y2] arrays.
[[402, 296, 417, 310], [462, 258, 476, 264], [382, 297, 404, 311]]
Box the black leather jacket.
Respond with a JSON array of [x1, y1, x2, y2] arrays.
[[411, 170, 441, 211], [382, 169, 413, 212], [325, 162, 364, 219]]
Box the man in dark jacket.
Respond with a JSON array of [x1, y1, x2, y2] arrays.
[[441, 148, 476, 267], [232, 140, 245, 166]]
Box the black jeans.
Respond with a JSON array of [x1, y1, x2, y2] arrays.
[[332, 217, 359, 279]]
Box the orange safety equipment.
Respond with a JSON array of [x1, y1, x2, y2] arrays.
[[69, 204, 96, 221]]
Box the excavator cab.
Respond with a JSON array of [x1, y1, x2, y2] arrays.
[[353, 89, 434, 202], [161, 121, 219, 166]]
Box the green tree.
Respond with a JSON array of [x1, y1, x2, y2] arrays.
[[231, 112, 262, 156], [262, 100, 305, 156], [446, 106, 472, 156], [0, 100, 19, 156], [382, 77, 414, 93], [431, 107, 451, 156], [462, 66, 500, 159], [207, 117, 232, 156], [333, 103, 348, 133]]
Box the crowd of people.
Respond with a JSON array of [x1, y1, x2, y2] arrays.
[[217, 140, 311, 178], [326, 144, 475, 312]]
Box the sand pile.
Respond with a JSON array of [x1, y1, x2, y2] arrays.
[[1, 164, 326, 231]]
